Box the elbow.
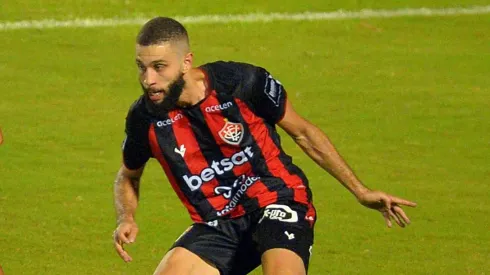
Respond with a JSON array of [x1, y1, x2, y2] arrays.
[[293, 134, 313, 151], [293, 134, 307, 143]]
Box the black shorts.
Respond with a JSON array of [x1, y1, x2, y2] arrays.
[[171, 201, 316, 275]]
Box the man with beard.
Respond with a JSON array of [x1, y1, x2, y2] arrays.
[[112, 17, 417, 275]]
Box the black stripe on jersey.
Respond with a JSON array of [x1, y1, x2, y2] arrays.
[[184, 107, 228, 174], [152, 114, 213, 220], [264, 122, 313, 202], [185, 94, 259, 216], [184, 105, 238, 214], [224, 95, 294, 203], [214, 93, 261, 212]]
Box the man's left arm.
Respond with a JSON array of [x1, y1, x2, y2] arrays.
[[278, 99, 416, 228]]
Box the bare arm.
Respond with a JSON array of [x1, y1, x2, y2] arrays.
[[278, 100, 368, 197], [278, 99, 416, 227], [114, 164, 144, 224], [113, 163, 145, 262]]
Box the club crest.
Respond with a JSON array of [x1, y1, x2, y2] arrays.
[[219, 119, 244, 145]]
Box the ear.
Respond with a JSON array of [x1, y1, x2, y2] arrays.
[[183, 52, 193, 73]]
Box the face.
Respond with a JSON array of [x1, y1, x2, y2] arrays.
[[136, 42, 191, 112]]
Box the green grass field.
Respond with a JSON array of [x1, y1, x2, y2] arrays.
[[1, 1, 489, 274]]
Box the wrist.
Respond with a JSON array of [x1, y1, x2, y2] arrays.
[[352, 185, 370, 200], [117, 215, 135, 225]]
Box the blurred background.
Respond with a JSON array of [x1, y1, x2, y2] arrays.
[[1, 1, 489, 274]]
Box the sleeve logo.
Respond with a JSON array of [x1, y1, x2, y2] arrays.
[[264, 73, 283, 107]]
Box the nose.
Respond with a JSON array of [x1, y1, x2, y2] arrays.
[[144, 68, 158, 87]]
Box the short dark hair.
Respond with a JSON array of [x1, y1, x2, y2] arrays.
[[136, 17, 189, 46]]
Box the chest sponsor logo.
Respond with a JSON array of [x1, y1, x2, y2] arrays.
[[259, 204, 299, 223], [156, 113, 183, 127], [205, 101, 233, 113], [219, 119, 244, 146], [215, 175, 261, 217], [182, 147, 254, 191]]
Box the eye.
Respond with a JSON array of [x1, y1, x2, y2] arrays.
[[136, 63, 146, 73], [154, 63, 166, 71]]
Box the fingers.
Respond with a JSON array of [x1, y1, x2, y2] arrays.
[[117, 230, 131, 244], [392, 205, 411, 225], [113, 228, 135, 262], [382, 210, 392, 228], [388, 207, 404, 228], [370, 192, 415, 228], [380, 198, 408, 228], [114, 236, 133, 262], [391, 196, 417, 207], [128, 226, 139, 243], [382, 204, 413, 228]]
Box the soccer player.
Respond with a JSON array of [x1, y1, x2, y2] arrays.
[[0, 127, 3, 145], [112, 17, 417, 275]]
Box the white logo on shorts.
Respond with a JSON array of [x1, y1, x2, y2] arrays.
[[259, 204, 299, 223], [284, 231, 295, 240]]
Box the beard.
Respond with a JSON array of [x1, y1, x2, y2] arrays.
[[142, 72, 185, 117]]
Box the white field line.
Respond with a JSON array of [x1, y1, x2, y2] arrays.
[[1, 5, 490, 31]]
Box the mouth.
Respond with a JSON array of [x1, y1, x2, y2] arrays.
[[148, 90, 164, 103]]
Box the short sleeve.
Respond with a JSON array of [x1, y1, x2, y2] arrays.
[[200, 61, 288, 124], [234, 64, 287, 124], [250, 68, 287, 124], [122, 100, 152, 170]]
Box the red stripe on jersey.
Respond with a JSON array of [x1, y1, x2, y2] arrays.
[[200, 92, 249, 174], [230, 205, 245, 218], [169, 110, 229, 212], [148, 123, 202, 222], [200, 92, 249, 217], [235, 99, 309, 205], [201, 92, 275, 212], [305, 202, 317, 228]]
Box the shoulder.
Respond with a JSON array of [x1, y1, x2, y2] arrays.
[[200, 61, 264, 76], [127, 96, 147, 115], [126, 96, 151, 125], [199, 61, 268, 94]]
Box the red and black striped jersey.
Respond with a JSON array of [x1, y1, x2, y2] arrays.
[[123, 61, 313, 222]]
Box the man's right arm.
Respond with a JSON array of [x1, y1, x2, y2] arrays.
[[113, 163, 145, 262], [114, 163, 145, 226], [114, 97, 152, 262]]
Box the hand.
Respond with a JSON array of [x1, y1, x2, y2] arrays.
[[357, 190, 417, 228], [113, 221, 139, 262]]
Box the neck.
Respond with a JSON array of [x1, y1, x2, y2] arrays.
[[177, 68, 208, 107]]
